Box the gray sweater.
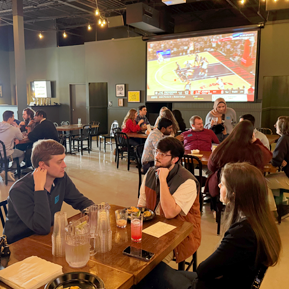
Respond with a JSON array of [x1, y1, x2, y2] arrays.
[[0, 122, 23, 157], [4, 172, 94, 244], [204, 107, 237, 134]]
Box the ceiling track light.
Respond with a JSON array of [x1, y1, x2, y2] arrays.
[[88, 24, 92, 31], [63, 31, 67, 38], [38, 32, 43, 39]]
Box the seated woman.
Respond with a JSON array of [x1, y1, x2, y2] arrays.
[[154, 106, 168, 128], [205, 120, 274, 211], [121, 109, 144, 146], [204, 98, 237, 142], [266, 116, 289, 212], [173, 109, 186, 132], [134, 162, 281, 289]]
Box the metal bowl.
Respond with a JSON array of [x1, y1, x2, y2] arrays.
[[45, 272, 105, 289]]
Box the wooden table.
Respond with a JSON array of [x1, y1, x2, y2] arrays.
[[266, 134, 279, 145], [2, 205, 194, 289], [56, 124, 99, 132], [126, 133, 148, 139], [184, 150, 211, 166]]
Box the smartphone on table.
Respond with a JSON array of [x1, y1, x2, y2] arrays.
[[123, 246, 154, 262]]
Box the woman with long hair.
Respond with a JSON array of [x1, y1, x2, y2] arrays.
[[134, 163, 281, 289], [204, 98, 237, 142], [121, 108, 144, 146], [160, 109, 179, 136], [206, 120, 272, 199], [173, 109, 186, 132], [154, 106, 168, 128]]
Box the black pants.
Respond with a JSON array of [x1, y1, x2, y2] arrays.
[[132, 262, 198, 289]]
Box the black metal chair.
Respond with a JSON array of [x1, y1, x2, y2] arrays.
[[71, 125, 91, 155], [177, 154, 206, 271], [114, 132, 135, 171], [90, 121, 100, 147], [135, 144, 146, 198], [0, 141, 21, 185], [0, 200, 8, 228], [99, 120, 119, 152]]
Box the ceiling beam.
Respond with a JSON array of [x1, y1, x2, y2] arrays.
[[57, 0, 95, 15]]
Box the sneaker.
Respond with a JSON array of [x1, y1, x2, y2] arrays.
[[7, 171, 15, 182]]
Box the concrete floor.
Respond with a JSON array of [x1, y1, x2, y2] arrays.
[[0, 142, 288, 288]]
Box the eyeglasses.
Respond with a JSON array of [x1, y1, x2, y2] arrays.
[[154, 150, 172, 158]]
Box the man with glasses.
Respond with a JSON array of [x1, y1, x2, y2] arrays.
[[138, 137, 201, 264]]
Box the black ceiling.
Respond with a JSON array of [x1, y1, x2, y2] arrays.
[[0, 0, 288, 36]]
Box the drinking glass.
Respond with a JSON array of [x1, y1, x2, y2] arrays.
[[88, 204, 98, 256], [115, 209, 128, 228], [65, 217, 90, 268], [131, 212, 143, 243], [52, 211, 67, 257]]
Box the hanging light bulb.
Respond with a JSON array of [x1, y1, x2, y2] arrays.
[[98, 18, 102, 25], [88, 24, 92, 31], [95, 7, 99, 16], [240, 0, 245, 3], [63, 31, 67, 38], [38, 32, 43, 39], [102, 19, 106, 25], [100, 23, 104, 27]]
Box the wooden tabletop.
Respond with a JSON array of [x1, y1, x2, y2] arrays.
[[265, 134, 279, 145], [126, 133, 148, 139], [3, 205, 194, 288], [184, 150, 211, 166], [56, 124, 99, 131]]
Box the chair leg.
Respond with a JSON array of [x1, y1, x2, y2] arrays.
[[127, 149, 130, 171], [81, 139, 83, 155], [104, 138, 107, 153], [96, 136, 99, 147], [192, 251, 197, 272], [178, 261, 185, 271], [116, 150, 120, 169], [16, 158, 21, 179]]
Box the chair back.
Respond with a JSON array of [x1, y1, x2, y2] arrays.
[[61, 121, 70, 126], [0, 140, 8, 166], [90, 121, 100, 136], [53, 122, 58, 127], [0, 200, 8, 228], [110, 120, 119, 136], [181, 154, 205, 211], [81, 125, 91, 138], [114, 132, 129, 148], [256, 128, 273, 135], [251, 265, 268, 289]]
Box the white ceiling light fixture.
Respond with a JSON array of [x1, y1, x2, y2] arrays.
[[162, 0, 186, 6]]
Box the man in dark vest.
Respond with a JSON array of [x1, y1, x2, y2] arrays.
[[138, 137, 201, 264]]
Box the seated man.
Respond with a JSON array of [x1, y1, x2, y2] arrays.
[[28, 110, 59, 143], [135, 105, 150, 131], [0, 110, 24, 181], [138, 137, 201, 264], [4, 139, 94, 244], [141, 118, 173, 173], [19, 108, 36, 133], [239, 114, 270, 150], [182, 115, 219, 151]]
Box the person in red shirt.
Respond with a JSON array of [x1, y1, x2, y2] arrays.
[[182, 115, 219, 152], [121, 108, 144, 146]]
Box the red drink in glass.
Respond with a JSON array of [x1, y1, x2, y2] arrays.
[[131, 218, 142, 242]]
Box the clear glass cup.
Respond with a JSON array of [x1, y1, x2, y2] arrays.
[[65, 217, 90, 268], [88, 205, 99, 256], [131, 212, 143, 243], [115, 209, 128, 228]]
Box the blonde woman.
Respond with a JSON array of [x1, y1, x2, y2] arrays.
[[154, 106, 168, 128]]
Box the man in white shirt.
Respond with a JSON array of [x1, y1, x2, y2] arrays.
[[138, 137, 201, 264], [239, 114, 270, 150]]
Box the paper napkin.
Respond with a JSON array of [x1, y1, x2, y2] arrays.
[[142, 221, 176, 238], [0, 256, 63, 289]]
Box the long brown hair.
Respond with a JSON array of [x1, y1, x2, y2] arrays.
[[161, 109, 179, 134], [221, 162, 281, 267], [210, 120, 264, 170], [122, 109, 137, 128]]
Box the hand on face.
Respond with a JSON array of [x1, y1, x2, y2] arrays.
[[33, 167, 47, 191], [251, 132, 257, 143], [156, 167, 170, 181]]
